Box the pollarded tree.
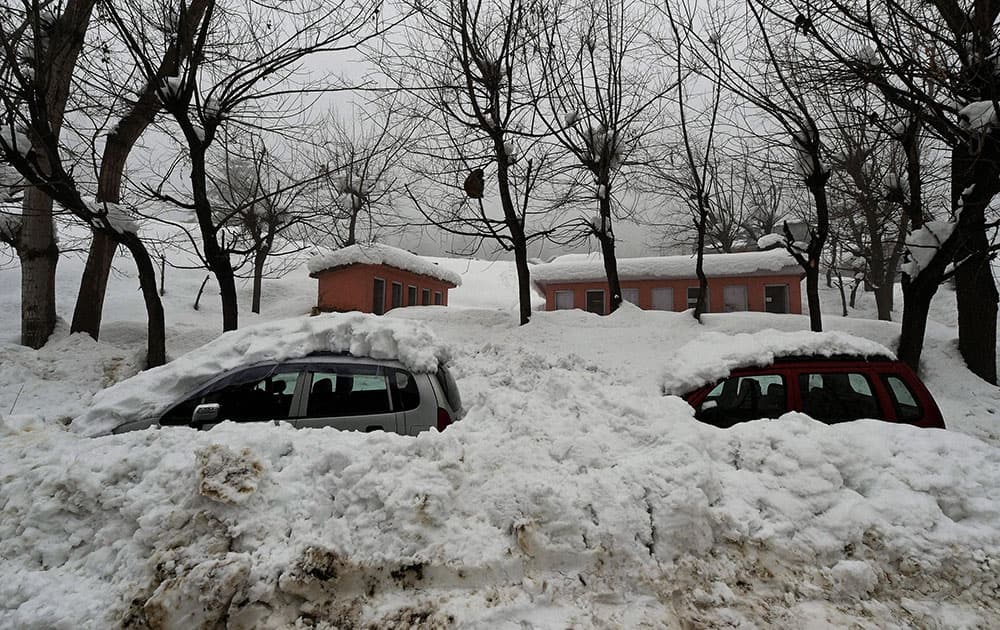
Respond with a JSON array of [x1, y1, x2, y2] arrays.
[[108, 0, 388, 331], [786, 0, 1000, 379], [677, 0, 834, 332], [0, 0, 201, 366], [384, 0, 560, 325], [206, 132, 318, 314], [310, 102, 412, 248], [533, 0, 675, 314]]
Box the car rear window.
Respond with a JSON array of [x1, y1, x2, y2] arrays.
[[799, 372, 879, 423], [881, 375, 922, 422]]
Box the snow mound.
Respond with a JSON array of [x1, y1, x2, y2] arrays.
[[307, 243, 462, 286], [72, 313, 450, 436], [661, 329, 895, 396]]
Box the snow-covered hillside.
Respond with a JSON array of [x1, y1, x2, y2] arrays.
[[1, 239, 999, 628]]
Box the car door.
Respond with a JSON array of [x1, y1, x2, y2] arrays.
[[158, 364, 307, 429], [293, 363, 400, 432]]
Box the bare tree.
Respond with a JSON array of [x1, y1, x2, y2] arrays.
[[385, 0, 558, 325], [206, 132, 316, 314], [787, 0, 1000, 381], [685, 0, 833, 332], [310, 102, 412, 248], [110, 0, 386, 331], [534, 0, 674, 314], [0, 0, 181, 366]]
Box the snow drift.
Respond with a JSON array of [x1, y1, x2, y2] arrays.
[[72, 313, 451, 436]]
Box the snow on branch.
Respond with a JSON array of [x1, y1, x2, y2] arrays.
[[900, 220, 956, 278]]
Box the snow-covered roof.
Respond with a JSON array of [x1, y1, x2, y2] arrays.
[[307, 243, 462, 286], [532, 249, 802, 286], [71, 313, 451, 436], [661, 329, 896, 396]]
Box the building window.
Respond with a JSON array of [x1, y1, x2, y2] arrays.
[[687, 286, 708, 312], [407, 285, 417, 306], [764, 284, 789, 314], [622, 287, 640, 307], [391, 282, 403, 310], [373, 278, 386, 315], [723, 284, 748, 312], [434, 291, 443, 305], [651, 287, 674, 311], [585, 289, 605, 315], [422, 288, 431, 305], [554, 290, 574, 310]]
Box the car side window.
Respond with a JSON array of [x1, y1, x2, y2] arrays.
[[799, 372, 879, 423], [306, 365, 392, 417], [161, 365, 301, 425], [203, 368, 301, 422], [698, 374, 787, 426], [881, 375, 922, 422]]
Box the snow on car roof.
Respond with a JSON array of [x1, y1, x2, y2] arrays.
[[71, 313, 451, 436], [661, 329, 896, 396], [307, 243, 462, 286], [532, 249, 801, 285]]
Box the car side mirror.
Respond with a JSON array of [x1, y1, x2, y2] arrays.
[[191, 403, 220, 426], [697, 399, 719, 422]]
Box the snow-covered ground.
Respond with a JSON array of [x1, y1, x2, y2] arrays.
[[1, 233, 999, 628]]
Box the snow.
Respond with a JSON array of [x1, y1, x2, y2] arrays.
[[660, 329, 895, 396], [2, 225, 1000, 627], [307, 242, 462, 286], [85, 198, 138, 235], [958, 100, 999, 131], [756, 232, 785, 250], [533, 249, 801, 285], [72, 312, 450, 436], [901, 220, 956, 278]]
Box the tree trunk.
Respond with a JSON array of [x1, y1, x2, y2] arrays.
[[898, 275, 936, 372], [874, 281, 894, 321], [597, 193, 622, 314], [849, 279, 860, 310], [951, 140, 1000, 384], [836, 273, 848, 317], [805, 265, 823, 332], [493, 140, 532, 325], [72, 231, 116, 338], [251, 249, 266, 314], [122, 233, 166, 367], [693, 198, 709, 321], [18, 188, 59, 348]]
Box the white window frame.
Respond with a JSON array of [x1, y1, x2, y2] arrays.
[[651, 287, 674, 311], [621, 287, 640, 307], [723, 284, 748, 312]]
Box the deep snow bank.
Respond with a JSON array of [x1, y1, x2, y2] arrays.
[[72, 313, 450, 436], [2, 329, 999, 628], [660, 329, 895, 396]]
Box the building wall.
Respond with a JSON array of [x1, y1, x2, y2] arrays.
[[540, 275, 803, 314], [315, 263, 454, 313]]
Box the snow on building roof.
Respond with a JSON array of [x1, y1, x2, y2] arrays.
[[661, 329, 896, 396], [71, 313, 451, 436], [531, 249, 802, 285], [307, 243, 462, 286]]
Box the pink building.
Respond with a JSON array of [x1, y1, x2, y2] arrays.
[[308, 244, 461, 315], [532, 250, 804, 315]]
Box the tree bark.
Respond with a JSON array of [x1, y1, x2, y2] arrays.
[[251, 248, 267, 314], [597, 192, 622, 314], [121, 233, 166, 367], [494, 140, 533, 325], [805, 265, 823, 332], [898, 275, 936, 372], [18, 188, 59, 348], [951, 140, 1000, 384], [874, 281, 894, 321]]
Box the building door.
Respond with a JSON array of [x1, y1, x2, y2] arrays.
[[373, 278, 386, 315], [723, 285, 748, 312], [765, 284, 789, 313], [585, 290, 605, 315], [391, 282, 403, 310]]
